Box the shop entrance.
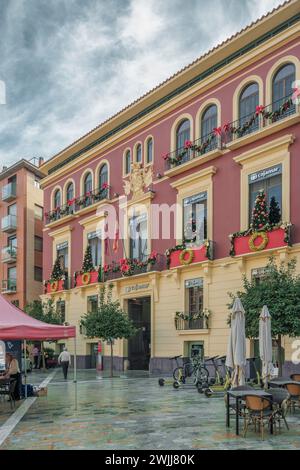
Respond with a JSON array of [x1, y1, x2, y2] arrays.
[[127, 297, 151, 370]]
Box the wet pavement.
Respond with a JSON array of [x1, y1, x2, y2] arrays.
[[0, 369, 300, 450]]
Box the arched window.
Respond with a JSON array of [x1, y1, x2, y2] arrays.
[[272, 63, 295, 115], [239, 82, 259, 133], [136, 144, 142, 163], [146, 138, 153, 164], [176, 119, 190, 150], [54, 189, 61, 209], [201, 105, 217, 153], [125, 150, 131, 175], [201, 105, 217, 138], [99, 164, 108, 193], [273, 63, 295, 103], [83, 172, 92, 195], [66, 182, 74, 202]]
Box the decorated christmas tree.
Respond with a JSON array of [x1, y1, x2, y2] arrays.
[[251, 190, 268, 230], [269, 196, 281, 225], [51, 256, 64, 280], [82, 244, 94, 272]]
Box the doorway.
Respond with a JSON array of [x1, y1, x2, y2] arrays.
[[127, 297, 151, 370]]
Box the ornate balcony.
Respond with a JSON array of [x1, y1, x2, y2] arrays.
[[223, 95, 297, 145], [174, 316, 209, 331], [1, 246, 17, 263], [45, 187, 110, 225], [1, 215, 17, 233], [164, 131, 222, 171], [2, 279, 17, 294], [103, 253, 167, 282], [2, 182, 16, 202]]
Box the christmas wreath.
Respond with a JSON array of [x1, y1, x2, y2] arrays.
[[50, 280, 58, 292], [179, 249, 194, 265], [81, 272, 91, 285], [249, 231, 269, 252]]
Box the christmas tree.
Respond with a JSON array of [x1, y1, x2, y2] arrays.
[[269, 196, 281, 225], [82, 244, 94, 272], [251, 190, 268, 230], [51, 256, 64, 280]]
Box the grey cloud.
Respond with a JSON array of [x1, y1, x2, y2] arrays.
[[0, 0, 283, 166]]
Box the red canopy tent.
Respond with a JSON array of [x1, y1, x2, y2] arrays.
[[0, 294, 77, 405], [0, 294, 75, 340]]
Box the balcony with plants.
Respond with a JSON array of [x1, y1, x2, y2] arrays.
[[44, 257, 70, 294], [2, 279, 17, 294], [229, 191, 292, 257], [1, 246, 17, 263], [162, 94, 298, 173], [101, 252, 167, 282], [174, 309, 210, 331], [44, 184, 110, 225]]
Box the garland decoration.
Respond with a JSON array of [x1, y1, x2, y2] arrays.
[[249, 231, 268, 252]]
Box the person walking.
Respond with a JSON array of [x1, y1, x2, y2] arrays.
[[58, 347, 71, 380]]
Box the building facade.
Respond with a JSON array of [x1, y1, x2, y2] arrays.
[[0, 159, 44, 309], [40, 1, 300, 372]]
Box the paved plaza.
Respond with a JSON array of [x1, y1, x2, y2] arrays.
[[0, 370, 300, 450]]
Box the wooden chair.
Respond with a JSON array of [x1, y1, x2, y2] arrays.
[[290, 373, 300, 382], [285, 383, 300, 413], [243, 395, 273, 440]]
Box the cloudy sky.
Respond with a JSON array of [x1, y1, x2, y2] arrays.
[[0, 0, 284, 167]]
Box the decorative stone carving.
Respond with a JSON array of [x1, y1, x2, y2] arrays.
[[124, 163, 153, 199]]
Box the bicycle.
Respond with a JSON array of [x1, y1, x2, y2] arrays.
[[172, 355, 209, 389], [198, 355, 231, 396]]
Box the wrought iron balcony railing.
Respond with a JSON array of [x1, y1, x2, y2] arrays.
[[175, 317, 206, 330], [2, 279, 17, 293], [45, 187, 110, 224], [103, 253, 167, 282], [164, 131, 222, 171], [1, 215, 17, 233], [223, 95, 297, 144], [2, 182, 17, 202], [1, 246, 17, 263]]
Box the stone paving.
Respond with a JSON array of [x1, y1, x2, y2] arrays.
[[0, 369, 300, 450]]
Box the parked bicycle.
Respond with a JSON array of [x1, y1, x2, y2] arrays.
[[158, 355, 209, 389]]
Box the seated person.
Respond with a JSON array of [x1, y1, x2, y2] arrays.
[[3, 353, 21, 400]]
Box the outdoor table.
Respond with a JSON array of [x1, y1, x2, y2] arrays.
[[269, 379, 300, 387], [226, 389, 272, 436]]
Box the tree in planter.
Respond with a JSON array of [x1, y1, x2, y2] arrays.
[[51, 256, 64, 280], [82, 244, 94, 272], [251, 190, 269, 230], [228, 257, 300, 375], [80, 284, 137, 377], [25, 299, 64, 370], [269, 196, 281, 225]]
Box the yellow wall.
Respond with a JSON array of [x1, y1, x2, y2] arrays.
[[41, 244, 300, 363]]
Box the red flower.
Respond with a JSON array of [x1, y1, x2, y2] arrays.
[[104, 264, 110, 273], [255, 105, 265, 115], [121, 264, 130, 273], [119, 258, 127, 265], [149, 250, 157, 259], [162, 153, 169, 160], [223, 123, 231, 133], [184, 140, 192, 149], [102, 182, 109, 190], [67, 198, 75, 206], [213, 126, 222, 136]]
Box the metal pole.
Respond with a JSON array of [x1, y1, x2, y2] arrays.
[[24, 340, 27, 399], [74, 337, 77, 411]]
